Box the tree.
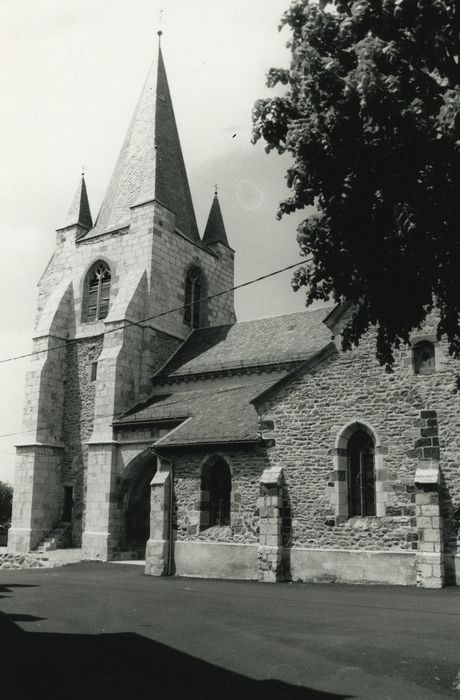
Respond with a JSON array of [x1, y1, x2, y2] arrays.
[[252, 0, 460, 367], [0, 481, 13, 526]]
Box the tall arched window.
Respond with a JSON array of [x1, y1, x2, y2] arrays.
[[184, 266, 205, 328], [200, 458, 231, 528], [413, 341, 435, 375], [347, 430, 375, 517], [84, 261, 111, 322]]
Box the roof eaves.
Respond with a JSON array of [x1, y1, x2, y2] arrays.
[[205, 241, 236, 254], [114, 391, 186, 421], [112, 416, 188, 428], [153, 436, 262, 450], [323, 301, 356, 331], [174, 228, 217, 256], [77, 224, 130, 243], [156, 358, 307, 384]]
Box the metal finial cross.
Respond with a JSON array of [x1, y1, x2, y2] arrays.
[[214, 183, 219, 196], [158, 8, 164, 41]]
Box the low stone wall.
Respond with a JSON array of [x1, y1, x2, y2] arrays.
[[168, 543, 417, 585], [0, 553, 48, 570], [287, 547, 417, 586], [173, 541, 258, 580]]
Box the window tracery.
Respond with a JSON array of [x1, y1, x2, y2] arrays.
[[84, 261, 111, 322], [184, 266, 204, 328]]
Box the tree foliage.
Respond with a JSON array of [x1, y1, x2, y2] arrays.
[[0, 481, 13, 526], [252, 0, 460, 366]]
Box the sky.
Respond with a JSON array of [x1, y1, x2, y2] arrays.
[[0, 0, 313, 483]]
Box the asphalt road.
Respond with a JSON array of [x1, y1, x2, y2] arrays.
[[0, 562, 459, 699]]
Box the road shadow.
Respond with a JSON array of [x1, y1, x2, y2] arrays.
[[0, 608, 352, 700], [0, 582, 39, 599]]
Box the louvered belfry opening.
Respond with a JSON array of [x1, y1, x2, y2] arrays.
[[184, 266, 204, 329], [85, 261, 111, 322]]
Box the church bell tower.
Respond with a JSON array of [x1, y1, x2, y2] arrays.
[[9, 35, 236, 559]]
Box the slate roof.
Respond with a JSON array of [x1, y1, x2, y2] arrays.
[[156, 307, 333, 380], [81, 46, 200, 242], [115, 383, 274, 447], [202, 194, 230, 247], [61, 175, 93, 230], [115, 307, 334, 448]]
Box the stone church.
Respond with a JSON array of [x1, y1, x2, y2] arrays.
[[9, 40, 460, 589]]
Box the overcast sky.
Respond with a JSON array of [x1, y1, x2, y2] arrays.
[[0, 0, 313, 483]]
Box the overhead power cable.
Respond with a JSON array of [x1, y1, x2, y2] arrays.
[[0, 258, 311, 366], [0, 378, 281, 441]]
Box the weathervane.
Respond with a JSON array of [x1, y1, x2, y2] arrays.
[[158, 8, 164, 42]]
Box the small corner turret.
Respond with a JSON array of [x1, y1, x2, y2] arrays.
[[58, 173, 93, 237], [202, 191, 231, 249]]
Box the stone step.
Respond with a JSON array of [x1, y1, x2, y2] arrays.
[[34, 523, 72, 553], [112, 547, 146, 561], [36, 543, 56, 552]]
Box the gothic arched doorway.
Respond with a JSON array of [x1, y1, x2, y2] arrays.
[[120, 451, 157, 554], [125, 470, 154, 546]]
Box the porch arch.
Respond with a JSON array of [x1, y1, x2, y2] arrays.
[[117, 448, 157, 549]]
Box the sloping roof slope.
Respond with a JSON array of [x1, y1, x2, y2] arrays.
[[202, 194, 229, 247], [62, 175, 93, 230], [156, 307, 333, 379], [115, 382, 274, 447], [82, 47, 199, 242]]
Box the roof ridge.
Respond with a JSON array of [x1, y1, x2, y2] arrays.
[[194, 304, 333, 333]]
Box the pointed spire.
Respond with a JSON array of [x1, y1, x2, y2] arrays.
[[62, 173, 93, 230], [203, 191, 230, 247], [89, 39, 200, 242]]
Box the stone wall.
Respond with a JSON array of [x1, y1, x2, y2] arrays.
[[61, 336, 103, 545], [29, 194, 235, 560], [0, 553, 48, 570], [169, 447, 268, 545], [36, 199, 235, 350], [9, 446, 63, 552], [257, 324, 460, 555], [147, 203, 236, 335]]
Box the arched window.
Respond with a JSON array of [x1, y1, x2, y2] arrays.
[[200, 458, 231, 528], [413, 341, 435, 375], [184, 266, 205, 328], [347, 430, 375, 517], [84, 261, 111, 322]]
